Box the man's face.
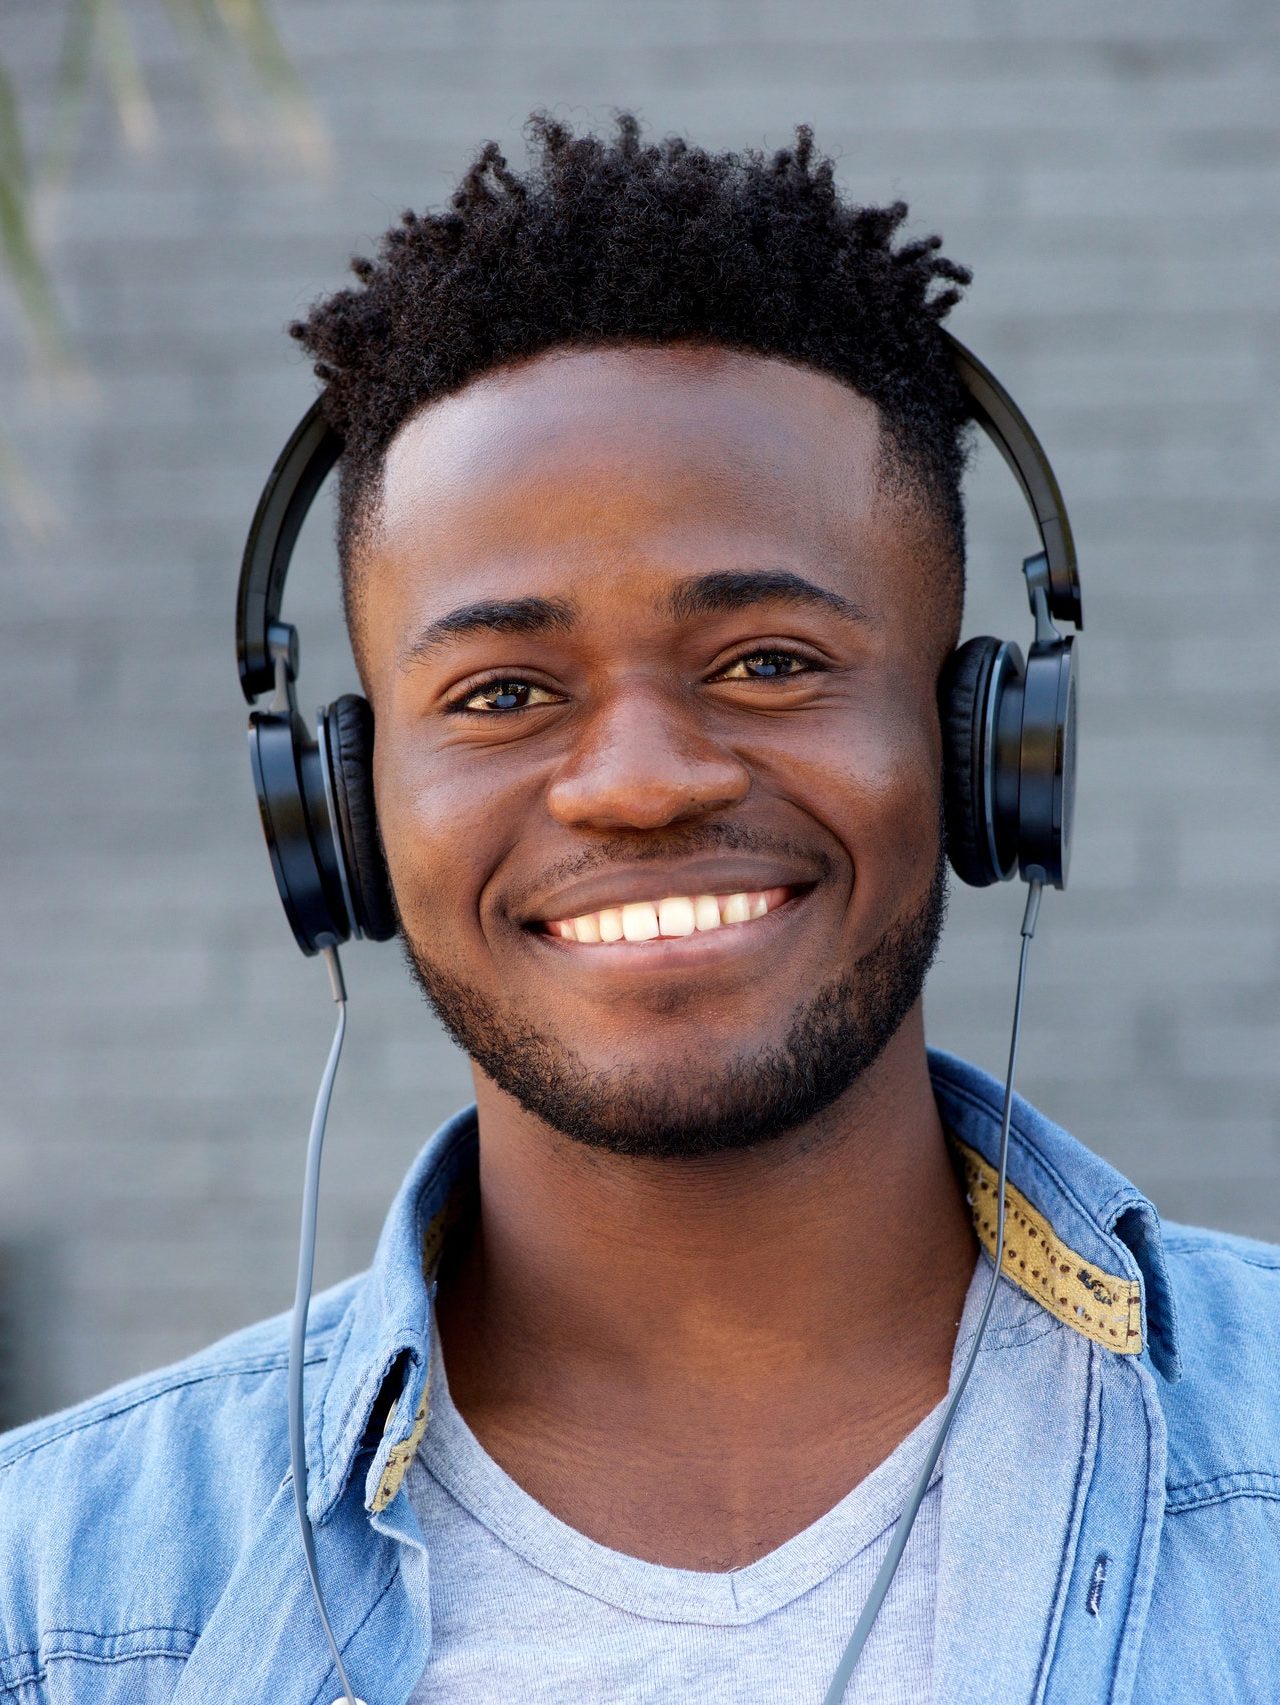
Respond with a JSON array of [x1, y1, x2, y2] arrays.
[[357, 345, 954, 1158]]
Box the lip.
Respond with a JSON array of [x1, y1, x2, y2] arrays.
[[527, 884, 813, 970], [516, 855, 822, 927]]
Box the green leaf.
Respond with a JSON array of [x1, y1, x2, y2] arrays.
[[163, 0, 329, 169], [1, 0, 327, 374], [39, 0, 98, 195], [0, 63, 69, 362], [89, 0, 158, 150]]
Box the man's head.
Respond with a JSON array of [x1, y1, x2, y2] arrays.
[[290, 118, 973, 1160]]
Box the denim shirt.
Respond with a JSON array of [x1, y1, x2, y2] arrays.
[[2, 1048, 1278, 1704]]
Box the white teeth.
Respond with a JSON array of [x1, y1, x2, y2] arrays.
[[548, 890, 784, 944], [621, 901, 660, 942], [657, 896, 696, 937], [694, 895, 721, 931]]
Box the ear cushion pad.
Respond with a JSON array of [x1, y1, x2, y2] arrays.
[[328, 693, 398, 941], [939, 636, 1002, 888]]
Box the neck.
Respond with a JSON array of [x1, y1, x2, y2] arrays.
[[437, 1008, 975, 1426]]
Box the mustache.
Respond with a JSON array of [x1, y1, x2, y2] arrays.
[[500, 821, 835, 917]]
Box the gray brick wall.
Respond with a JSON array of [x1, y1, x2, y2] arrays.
[[2, 0, 1277, 1422]]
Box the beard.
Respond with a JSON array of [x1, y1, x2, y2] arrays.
[[397, 841, 949, 1162]]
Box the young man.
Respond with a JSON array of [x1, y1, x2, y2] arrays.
[[1, 118, 1277, 1705]]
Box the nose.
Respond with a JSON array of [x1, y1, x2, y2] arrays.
[[545, 681, 751, 832]]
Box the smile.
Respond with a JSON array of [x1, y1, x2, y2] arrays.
[[542, 886, 793, 944]]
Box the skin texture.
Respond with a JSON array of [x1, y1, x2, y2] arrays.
[[357, 345, 978, 1570]]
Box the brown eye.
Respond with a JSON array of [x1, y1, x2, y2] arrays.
[[718, 650, 808, 680], [453, 677, 560, 714]]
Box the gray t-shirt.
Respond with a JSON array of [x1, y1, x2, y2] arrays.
[[402, 1263, 987, 1703]]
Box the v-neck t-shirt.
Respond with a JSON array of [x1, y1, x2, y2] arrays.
[[402, 1259, 989, 1703]]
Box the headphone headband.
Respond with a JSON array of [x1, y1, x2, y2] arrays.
[[237, 404, 341, 702], [941, 332, 1081, 631], [235, 333, 1081, 705]]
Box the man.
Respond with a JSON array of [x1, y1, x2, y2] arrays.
[[1, 117, 1277, 1705]]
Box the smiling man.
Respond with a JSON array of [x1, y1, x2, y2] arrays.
[[2, 117, 1279, 1705]]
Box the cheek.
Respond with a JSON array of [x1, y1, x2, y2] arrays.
[[372, 726, 500, 936], [804, 688, 947, 907]]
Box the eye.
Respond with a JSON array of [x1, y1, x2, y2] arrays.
[[451, 677, 559, 714], [714, 649, 814, 681]]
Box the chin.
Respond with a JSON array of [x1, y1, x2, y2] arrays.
[[396, 844, 948, 1161]]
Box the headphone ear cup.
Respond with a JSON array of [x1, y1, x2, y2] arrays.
[[1015, 636, 1077, 890], [325, 694, 398, 942], [939, 636, 1009, 888]]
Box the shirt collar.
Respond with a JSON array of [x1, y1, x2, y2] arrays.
[[307, 1104, 479, 1525], [309, 1046, 1181, 1524], [929, 1047, 1181, 1382]]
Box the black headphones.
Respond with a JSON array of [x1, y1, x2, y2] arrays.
[[236, 332, 1081, 957]]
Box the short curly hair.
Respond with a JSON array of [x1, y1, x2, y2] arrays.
[[290, 114, 974, 662]]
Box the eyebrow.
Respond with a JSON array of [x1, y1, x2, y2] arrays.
[[666, 569, 870, 628], [398, 595, 577, 672], [397, 569, 869, 673]]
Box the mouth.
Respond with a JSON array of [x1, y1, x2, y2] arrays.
[[540, 886, 795, 945]]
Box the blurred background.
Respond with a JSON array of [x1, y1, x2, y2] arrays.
[[2, 0, 1277, 1427]]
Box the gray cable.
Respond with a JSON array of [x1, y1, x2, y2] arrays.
[[287, 943, 364, 1705], [820, 876, 1044, 1705]]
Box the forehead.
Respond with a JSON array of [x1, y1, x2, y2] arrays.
[[374, 344, 883, 556], [354, 344, 940, 685]]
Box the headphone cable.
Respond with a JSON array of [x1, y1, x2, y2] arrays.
[[820, 875, 1043, 1705], [287, 941, 365, 1705]]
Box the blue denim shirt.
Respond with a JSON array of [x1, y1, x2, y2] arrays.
[[2, 1049, 1278, 1704]]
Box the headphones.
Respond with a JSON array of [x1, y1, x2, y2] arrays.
[[236, 332, 1081, 956]]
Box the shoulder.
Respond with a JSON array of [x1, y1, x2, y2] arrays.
[[0, 1276, 359, 1688], [1156, 1221, 1280, 1507]]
